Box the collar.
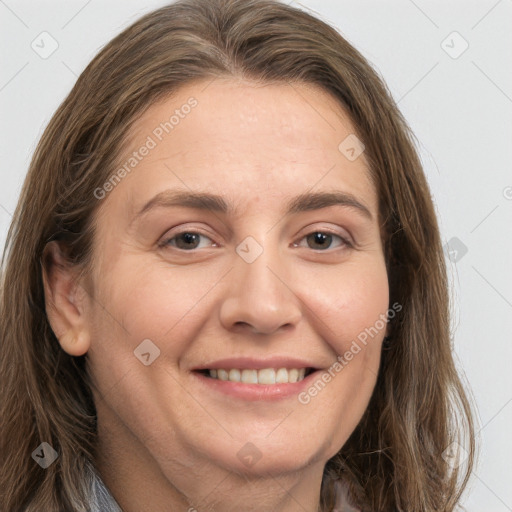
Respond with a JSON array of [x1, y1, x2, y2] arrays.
[[88, 464, 123, 512]]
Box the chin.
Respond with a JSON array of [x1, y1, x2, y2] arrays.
[[207, 436, 332, 477]]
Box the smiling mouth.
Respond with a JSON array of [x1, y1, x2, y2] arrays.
[[195, 367, 315, 385]]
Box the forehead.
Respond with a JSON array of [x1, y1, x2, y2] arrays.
[[100, 78, 377, 220]]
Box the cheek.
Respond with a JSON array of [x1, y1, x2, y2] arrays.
[[89, 251, 388, 373], [86, 256, 226, 386], [294, 259, 388, 452], [305, 256, 389, 352]]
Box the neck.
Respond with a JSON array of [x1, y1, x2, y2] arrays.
[[94, 408, 325, 512]]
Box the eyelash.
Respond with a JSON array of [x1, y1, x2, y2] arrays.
[[159, 228, 353, 252]]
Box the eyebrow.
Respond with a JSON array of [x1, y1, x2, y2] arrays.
[[134, 189, 373, 222]]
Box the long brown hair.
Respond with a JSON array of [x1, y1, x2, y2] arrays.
[[0, 0, 476, 510]]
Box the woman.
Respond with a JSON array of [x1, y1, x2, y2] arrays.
[[0, 0, 476, 511]]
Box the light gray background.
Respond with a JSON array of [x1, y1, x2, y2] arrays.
[[1, 1, 511, 510]]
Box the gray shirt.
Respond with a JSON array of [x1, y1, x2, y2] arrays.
[[88, 465, 123, 512]]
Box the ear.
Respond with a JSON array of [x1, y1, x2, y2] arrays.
[[42, 241, 91, 356]]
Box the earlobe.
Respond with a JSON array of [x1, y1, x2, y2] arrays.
[[58, 327, 91, 357], [42, 241, 91, 356]]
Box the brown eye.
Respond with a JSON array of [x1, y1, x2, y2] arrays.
[[162, 231, 214, 250], [295, 231, 351, 251]]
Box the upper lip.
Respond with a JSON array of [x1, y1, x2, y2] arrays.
[[191, 357, 322, 371]]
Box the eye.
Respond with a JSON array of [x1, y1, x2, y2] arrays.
[[160, 229, 352, 252], [293, 230, 352, 251], [160, 231, 216, 251]]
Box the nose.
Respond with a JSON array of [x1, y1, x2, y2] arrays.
[[219, 243, 302, 336]]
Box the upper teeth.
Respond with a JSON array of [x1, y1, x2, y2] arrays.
[[209, 368, 307, 384]]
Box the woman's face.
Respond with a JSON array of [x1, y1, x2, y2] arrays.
[[69, 79, 389, 481]]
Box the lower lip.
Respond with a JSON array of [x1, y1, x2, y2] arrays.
[[191, 370, 321, 401]]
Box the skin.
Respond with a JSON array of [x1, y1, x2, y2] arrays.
[[43, 78, 389, 512]]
